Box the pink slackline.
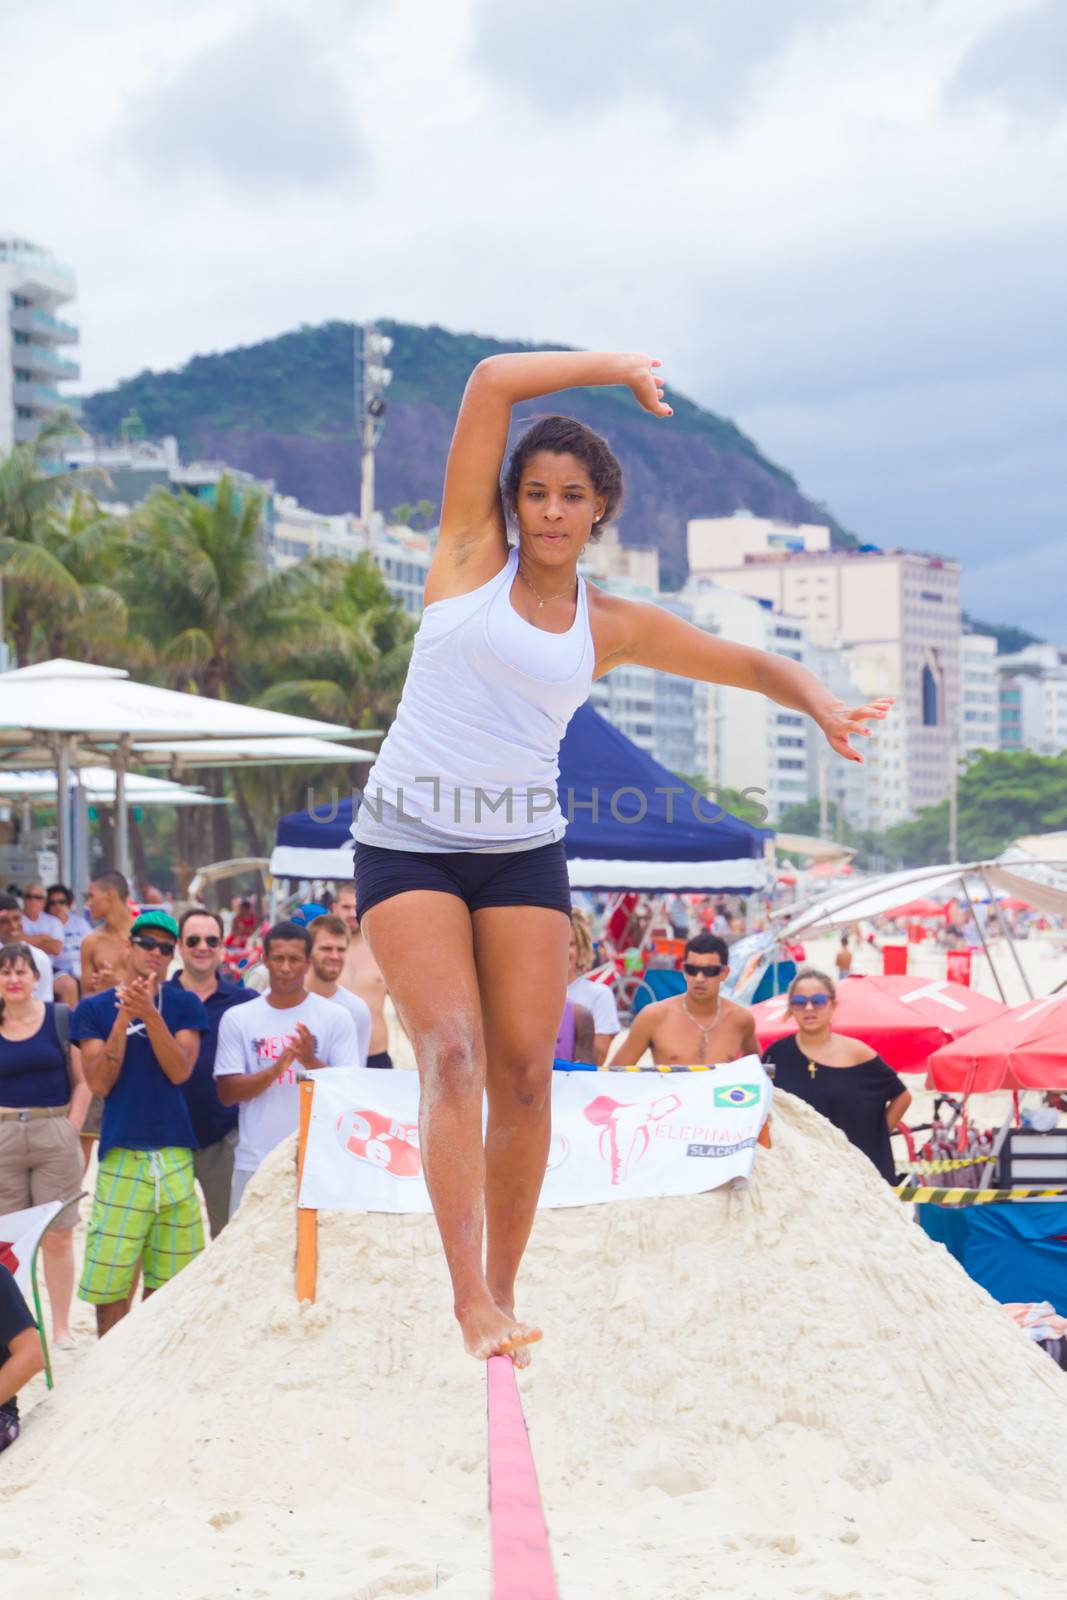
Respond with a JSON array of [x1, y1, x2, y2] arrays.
[[486, 1355, 559, 1599]]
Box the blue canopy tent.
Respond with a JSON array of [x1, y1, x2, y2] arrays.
[[270, 702, 771, 893]]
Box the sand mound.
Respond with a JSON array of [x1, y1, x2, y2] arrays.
[[6, 1094, 1067, 1599]]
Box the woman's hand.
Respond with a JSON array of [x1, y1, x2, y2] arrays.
[[819, 697, 895, 764], [628, 357, 673, 418]]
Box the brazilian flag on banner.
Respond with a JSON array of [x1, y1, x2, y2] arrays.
[[713, 1084, 761, 1108]]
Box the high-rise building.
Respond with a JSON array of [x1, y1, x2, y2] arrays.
[[688, 511, 832, 570], [960, 632, 1000, 760], [996, 644, 1067, 756], [580, 528, 711, 777], [681, 580, 837, 824], [688, 514, 961, 824], [0, 236, 80, 453]]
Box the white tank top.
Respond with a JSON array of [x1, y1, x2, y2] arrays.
[[353, 547, 594, 851]]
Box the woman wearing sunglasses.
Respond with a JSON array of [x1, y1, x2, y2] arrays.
[[762, 969, 911, 1183]]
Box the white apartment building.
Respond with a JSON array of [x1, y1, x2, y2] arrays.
[[688, 510, 832, 570], [271, 500, 436, 616], [65, 435, 275, 545], [688, 514, 961, 824], [272, 496, 369, 567], [580, 528, 710, 777], [997, 644, 1067, 755], [0, 236, 80, 453], [682, 580, 824, 823], [960, 631, 999, 759]]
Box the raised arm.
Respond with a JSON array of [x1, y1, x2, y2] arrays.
[[435, 352, 670, 570], [596, 602, 893, 764]]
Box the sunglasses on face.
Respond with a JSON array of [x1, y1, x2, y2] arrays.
[[131, 935, 176, 958], [46, 901, 66, 912], [683, 963, 725, 978], [23, 892, 45, 902], [183, 934, 221, 949], [789, 993, 832, 1009]]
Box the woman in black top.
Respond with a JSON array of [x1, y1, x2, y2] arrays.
[[0, 943, 89, 1348], [763, 968, 911, 1183]]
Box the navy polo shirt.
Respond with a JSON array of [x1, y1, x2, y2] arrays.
[[165, 973, 256, 1148], [71, 986, 209, 1159]]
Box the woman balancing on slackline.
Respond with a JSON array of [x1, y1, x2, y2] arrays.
[[353, 350, 894, 1362]]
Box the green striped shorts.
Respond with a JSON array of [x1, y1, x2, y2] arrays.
[[79, 1146, 204, 1305]]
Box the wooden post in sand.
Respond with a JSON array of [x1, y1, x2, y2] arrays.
[[296, 1080, 318, 1304]]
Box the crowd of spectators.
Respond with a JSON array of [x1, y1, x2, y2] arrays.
[[0, 874, 916, 1449]]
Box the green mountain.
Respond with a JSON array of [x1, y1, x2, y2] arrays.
[[961, 613, 1044, 654], [83, 319, 854, 580]]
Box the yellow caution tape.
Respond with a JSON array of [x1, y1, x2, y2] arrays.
[[896, 1186, 1067, 1205], [601, 1064, 714, 1073], [901, 1154, 998, 1174]]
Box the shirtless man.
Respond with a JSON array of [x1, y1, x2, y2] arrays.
[[334, 883, 393, 1068], [77, 869, 135, 1168], [80, 870, 134, 995], [609, 933, 759, 1066]]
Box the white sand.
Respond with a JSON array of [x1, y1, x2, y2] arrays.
[[6, 1092, 1067, 1599]]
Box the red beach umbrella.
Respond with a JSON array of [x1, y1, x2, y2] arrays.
[[752, 974, 1007, 1075], [882, 896, 951, 919], [926, 993, 1067, 1092]]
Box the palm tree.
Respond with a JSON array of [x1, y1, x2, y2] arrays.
[[126, 473, 330, 863], [257, 552, 414, 730], [35, 492, 134, 664], [251, 554, 415, 855], [0, 414, 102, 665]]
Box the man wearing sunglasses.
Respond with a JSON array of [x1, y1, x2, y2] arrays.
[[609, 933, 759, 1067], [165, 909, 257, 1238], [71, 910, 209, 1337], [17, 883, 63, 961]]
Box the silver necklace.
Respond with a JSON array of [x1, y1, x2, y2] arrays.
[[682, 995, 721, 1059], [517, 561, 577, 611]]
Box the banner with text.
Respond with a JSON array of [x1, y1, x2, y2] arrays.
[[299, 1059, 773, 1213]]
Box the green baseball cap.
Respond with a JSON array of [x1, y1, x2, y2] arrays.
[[131, 909, 179, 940]]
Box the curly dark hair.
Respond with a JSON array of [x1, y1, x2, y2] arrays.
[[502, 415, 624, 539]]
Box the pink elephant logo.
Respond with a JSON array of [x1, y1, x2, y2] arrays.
[[583, 1093, 682, 1184]]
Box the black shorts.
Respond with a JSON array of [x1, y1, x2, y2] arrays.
[[353, 838, 571, 921]]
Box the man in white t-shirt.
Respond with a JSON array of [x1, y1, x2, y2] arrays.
[[17, 883, 63, 959], [304, 915, 372, 1066], [0, 896, 54, 1000], [214, 920, 360, 1216], [566, 909, 619, 1065]]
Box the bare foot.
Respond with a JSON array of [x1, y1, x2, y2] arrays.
[[455, 1294, 542, 1363], [493, 1295, 533, 1369]]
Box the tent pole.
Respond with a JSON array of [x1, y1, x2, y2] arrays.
[[113, 736, 131, 885], [54, 736, 72, 884], [72, 770, 92, 898], [980, 867, 1033, 1001], [959, 876, 1007, 1004]]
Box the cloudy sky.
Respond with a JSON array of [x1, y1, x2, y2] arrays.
[[4, 0, 1065, 636]]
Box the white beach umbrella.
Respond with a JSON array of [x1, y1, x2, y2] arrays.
[[0, 659, 355, 880], [133, 736, 380, 768]]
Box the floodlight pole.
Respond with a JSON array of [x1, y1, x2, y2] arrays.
[[355, 322, 393, 524]]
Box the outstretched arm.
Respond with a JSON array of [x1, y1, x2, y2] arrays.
[[597, 602, 893, 764], [437, 352, 671, 560]]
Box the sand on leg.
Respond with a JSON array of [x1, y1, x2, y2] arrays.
[[361, 890, 541, 1360]]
